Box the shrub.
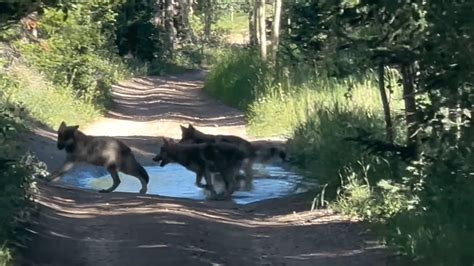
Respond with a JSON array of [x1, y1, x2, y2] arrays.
[[204, 48, 268, 109], [13, 3, 129, 107]]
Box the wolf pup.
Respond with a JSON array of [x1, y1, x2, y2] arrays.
[[47, 121, 149, 194], [179, 124, 287, 189], [153, 139, 247, 200]]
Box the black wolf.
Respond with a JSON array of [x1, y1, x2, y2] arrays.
[[179, 124, 287, 190], [153, 139, 247, 200]]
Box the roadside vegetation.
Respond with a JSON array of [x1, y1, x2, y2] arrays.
[[0, 0, 472, 264], [204, 1, 474, 264]]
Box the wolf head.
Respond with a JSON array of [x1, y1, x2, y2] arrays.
[[153, 138, 174, 167], [57, 121, 79, 151], [179, 124, 196, 143]]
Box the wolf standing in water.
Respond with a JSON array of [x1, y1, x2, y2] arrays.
[[47, 121, 149, 194], [179, 124, 287, 190], [153, 139, 247, 199]]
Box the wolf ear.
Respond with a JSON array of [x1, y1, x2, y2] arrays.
[[180, 125, 188, 133], [188, 124, 195, 131], [59, 121, 66, 130], [72, 125, 79, 131]]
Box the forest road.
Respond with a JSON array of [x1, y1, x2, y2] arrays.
[[21, 70, 391, 266]]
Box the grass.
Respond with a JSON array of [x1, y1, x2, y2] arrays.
[[205, 47, 408, 211], [216, 12, 249, 43], [204, 48, 266, 109], [2, 62, 100, 129], [247, 73, 400, 137]]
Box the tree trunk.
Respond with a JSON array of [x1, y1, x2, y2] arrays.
[[179, 0, 195, 43], [165, 0, 177, 57], [401, 63, 418, 145], [257, 0, 266, 61], [248, 0, 257, 46], [154, 0, 165, 28], [203, 0, 212, 42], [378, 63, 394, 143], [270, 0, 282, 63]]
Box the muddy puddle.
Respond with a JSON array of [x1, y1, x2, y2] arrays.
[[59, 164, 316, 205]]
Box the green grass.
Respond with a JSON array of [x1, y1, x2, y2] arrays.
[[2, 62, 100, 129], [247, 74, 399, 137], [204, 48, 267, 109], [216, 12, 249, 43], [205, 47, 407, 210]]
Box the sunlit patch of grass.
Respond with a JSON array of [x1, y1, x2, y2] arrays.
[[217, 12, 249, 42], [248, 72, 403, 138], [204, 48, 266, 109], [2, 62, 100, 129]]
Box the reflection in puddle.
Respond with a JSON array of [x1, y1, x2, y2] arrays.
[[60, 164, 316, 205]]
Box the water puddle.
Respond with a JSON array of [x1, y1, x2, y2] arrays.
[[60, 164, 316, 205]]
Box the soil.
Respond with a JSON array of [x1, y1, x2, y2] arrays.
[[19, 70, 392, 265]]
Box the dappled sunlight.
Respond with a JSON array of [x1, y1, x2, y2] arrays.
[[283, 250, 364, 260], [103, 71, 245, 127]]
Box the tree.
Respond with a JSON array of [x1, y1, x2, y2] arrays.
[[203, 0, 212, 42], [270, 0, 282, 63], [257, 0, 266, 61], [248, 0, 257, 46], [179, 0, 195, 43]]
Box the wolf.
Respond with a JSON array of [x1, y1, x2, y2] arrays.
[[152, 139, 247, 199], [46, 121, 150, 194], [179, 124, 287, 189]]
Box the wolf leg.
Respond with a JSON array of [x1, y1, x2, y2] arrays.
[[195, 171, 205, 188], [100, 166, 121, 193], [242, 160, 254, 191], [202, 171, 219, 198], [47, 160, 75, 182], [119, 156, 149, 194]]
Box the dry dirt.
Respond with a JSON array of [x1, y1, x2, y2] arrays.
[[19, 70, 392, 265]]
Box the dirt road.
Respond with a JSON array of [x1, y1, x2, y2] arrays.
[[21, 71, 390, 265]]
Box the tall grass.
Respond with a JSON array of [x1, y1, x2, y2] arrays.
[[247, 74, 397, 137], [2, 62, 99, 128], [205, 47, 406, 203], [204, 49, 267, 109]]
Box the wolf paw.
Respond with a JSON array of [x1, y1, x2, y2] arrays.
[[210, 192, 232, 201], [139, 188, 147, 194], [99, 189, 111, 193]]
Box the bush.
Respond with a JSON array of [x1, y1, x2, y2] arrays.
[[0, 103, 47, 265], [1, 60, 99, 128], [13, 3, 129, 107], [204, 48, 268, 109]]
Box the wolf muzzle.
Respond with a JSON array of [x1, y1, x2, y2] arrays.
[[152, 155, 170, 167], [152, 154, 161, 162]]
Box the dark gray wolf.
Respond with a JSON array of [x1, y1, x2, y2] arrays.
[[47, 121, 149, 194], [179, 124, 287, 189], [152, 139, 247, 200]]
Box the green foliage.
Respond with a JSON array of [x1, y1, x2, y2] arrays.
[[248, 72, 401, 137], [0, 95, 47, 265], [204, 48, 268, 109], [1, 61, 99, 128], [0, 155, 45, 265], [115, 0, 162, 61], [13, 2, 129, 107], [0, 0, 63, 26], [332, 163, 414, 222], [215, 12, 248, 43], [279, 0, 474, 264]]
